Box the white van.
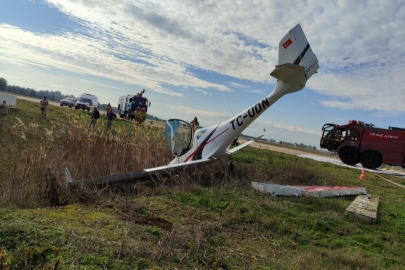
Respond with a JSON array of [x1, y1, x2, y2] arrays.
[[75, 93, 98, 111]]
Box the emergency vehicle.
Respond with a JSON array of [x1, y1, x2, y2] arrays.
[[320, 120, 405, 169], [117, 94, 150, 119], [74, 93, 98, 111]]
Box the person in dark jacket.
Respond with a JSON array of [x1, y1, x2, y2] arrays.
[[89, 107, 100, 129], [106, 111, 117, 131]]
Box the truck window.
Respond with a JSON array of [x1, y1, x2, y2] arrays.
[[347, 128, 360, 141]]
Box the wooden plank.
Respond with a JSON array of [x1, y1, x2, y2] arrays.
[[345, 194, 379, 224]]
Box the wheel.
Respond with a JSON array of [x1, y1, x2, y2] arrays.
[[360, 151, 382, 169], [87, 108, 90, 111], [82, 108, 85, 111], [60, 103, 63, 106], [69, 104, 73, 108], [75, 107, 78, 110], [339, 148, 360, 165]]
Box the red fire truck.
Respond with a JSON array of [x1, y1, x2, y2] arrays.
[[320, 120, 405, 169]]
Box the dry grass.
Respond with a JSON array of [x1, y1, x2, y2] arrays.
[[0, 110, 173, 206]]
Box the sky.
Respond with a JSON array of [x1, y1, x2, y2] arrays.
[[1, 0, 405, 148]]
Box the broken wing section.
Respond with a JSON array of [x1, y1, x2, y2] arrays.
[[65, 158, 213, 188]]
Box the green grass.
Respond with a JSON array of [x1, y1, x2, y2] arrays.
[[0, 99, 404, 269]]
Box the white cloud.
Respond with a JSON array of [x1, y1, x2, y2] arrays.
[[244, 89, 266, 95], [170, 105, 232, 118], [229, 82, 250, 89], [257, 119, 321, 136], [0, 0, 405, 115]]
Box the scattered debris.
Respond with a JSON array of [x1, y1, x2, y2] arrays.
[[345, 194, 379, 224], [251, 182, 303, 197], [251, 182, 367, 197]]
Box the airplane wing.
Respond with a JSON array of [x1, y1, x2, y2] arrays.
[[66, 158, 214, 188], [226, 134, 265, 154]]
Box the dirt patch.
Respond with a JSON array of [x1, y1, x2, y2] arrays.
[[135, 216, 173, 231]]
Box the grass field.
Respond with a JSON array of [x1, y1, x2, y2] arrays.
[[0, 100, 404, 269]]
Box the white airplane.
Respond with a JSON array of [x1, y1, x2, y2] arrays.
[[66, 24, 320, 187]]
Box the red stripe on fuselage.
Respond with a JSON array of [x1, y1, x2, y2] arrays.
[[184, 128, 230, 162]]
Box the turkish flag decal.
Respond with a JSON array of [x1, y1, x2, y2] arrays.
[[283, 38, 292, 49]]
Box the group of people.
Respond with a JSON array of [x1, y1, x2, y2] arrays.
[[135, 107, 147, 124], [1, 97, 118, 132], [89, 103, 117, 131]]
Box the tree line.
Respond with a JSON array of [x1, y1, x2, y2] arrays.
[[0, 77, 69, 101]]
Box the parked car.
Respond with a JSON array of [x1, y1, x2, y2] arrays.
[[60, 97, 77, 108]]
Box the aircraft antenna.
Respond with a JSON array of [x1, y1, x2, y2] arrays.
[[227, 101, 235, 116]]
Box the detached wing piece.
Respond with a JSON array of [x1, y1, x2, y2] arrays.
[[66, 158, 213, 188], [226, 134, 265, 155]]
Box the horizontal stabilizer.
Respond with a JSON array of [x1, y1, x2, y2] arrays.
[[227, 134, 265, 154], [270, 63, 306, 82]]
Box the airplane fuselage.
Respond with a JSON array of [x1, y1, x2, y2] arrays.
[[169, 74, 307, 166]]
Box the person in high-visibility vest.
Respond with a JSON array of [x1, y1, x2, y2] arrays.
[[106, 103, 112, 113], [191, 116, 199, 133]]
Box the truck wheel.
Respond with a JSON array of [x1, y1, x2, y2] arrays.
[[75, 107, 78, 110], [360, 151, 382, 169], [69, 104, 73, 108], [60, 103, 63, 106], [339, 148, 360, 165]]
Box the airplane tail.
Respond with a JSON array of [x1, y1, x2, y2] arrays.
[[273, 24, 319, 81]]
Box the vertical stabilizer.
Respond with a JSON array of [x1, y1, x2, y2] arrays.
[[278, 24, 319, 79]]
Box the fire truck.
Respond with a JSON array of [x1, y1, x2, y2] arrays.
[[117, 92, 150, 120], [320, 120, 405, 169]]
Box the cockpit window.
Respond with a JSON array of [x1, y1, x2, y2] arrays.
[[164, 119, 193, 156]]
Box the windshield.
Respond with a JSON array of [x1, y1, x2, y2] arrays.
[[132, 98, 147, 106], [164, 119, 192, 156], [79, 98, 91, 103]]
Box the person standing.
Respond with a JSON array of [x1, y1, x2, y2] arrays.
[[89, 107, 100, 129], [0, 100, 9, 130], [106, 103, 112, 114], [106, 111, 117, 131], [40, 97, 49, 118], [191, 116, 199, 133]]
